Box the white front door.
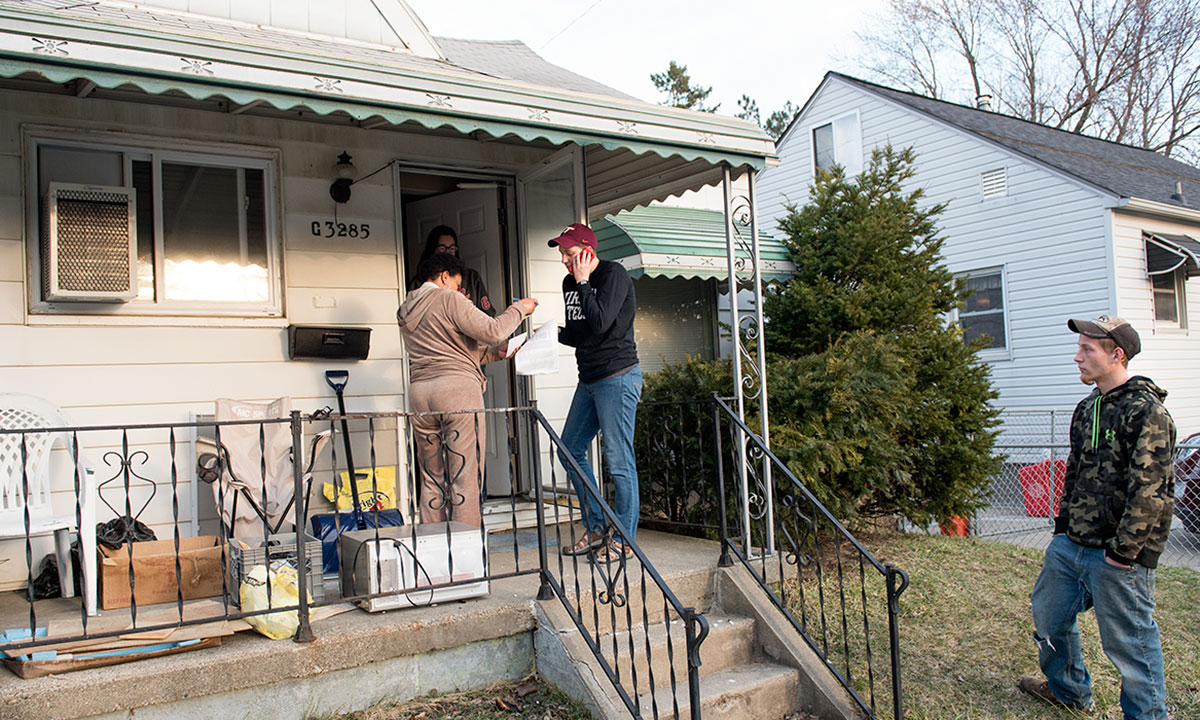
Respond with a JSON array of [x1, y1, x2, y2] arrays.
[[403, 187, 519, 497]]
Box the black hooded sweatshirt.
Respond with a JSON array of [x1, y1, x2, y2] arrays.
[[558, 260, 638, 383]]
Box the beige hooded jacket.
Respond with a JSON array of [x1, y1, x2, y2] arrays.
[[397, 283, 524, 389]]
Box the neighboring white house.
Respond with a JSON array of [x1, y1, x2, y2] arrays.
[[0, 0, 773, 589], [758, 72, 1200, 436]]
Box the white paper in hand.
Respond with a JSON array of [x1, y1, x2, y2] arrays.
[[513, 322, 559, 376], [505, 331, 527, 354]]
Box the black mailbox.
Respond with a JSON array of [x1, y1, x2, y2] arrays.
[[288, 325, 371, 361]]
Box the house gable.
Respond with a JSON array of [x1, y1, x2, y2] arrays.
[[757, 72, 1120, 414]]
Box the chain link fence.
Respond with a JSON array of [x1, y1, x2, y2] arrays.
[[974, 411, 1200, 571]]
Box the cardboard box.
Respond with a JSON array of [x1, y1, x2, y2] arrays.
[[99, 536, 225, 610]]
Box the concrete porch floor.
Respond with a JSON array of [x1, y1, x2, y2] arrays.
[[0, 528, 723, 720]]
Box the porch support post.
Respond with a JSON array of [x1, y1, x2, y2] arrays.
[[747, 172, 775, 556], [721, 164, 751, 553]]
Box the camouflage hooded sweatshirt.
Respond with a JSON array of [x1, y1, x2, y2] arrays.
[[1055, 376, 1176, 568]]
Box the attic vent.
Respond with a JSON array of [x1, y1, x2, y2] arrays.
[[981, 168, 1008, 199]]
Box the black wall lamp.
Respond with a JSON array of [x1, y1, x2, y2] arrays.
[[329, 151, 356, 203]]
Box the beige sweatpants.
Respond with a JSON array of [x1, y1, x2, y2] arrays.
[[408, 377, 485, 527]]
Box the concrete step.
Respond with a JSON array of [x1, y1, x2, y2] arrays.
[[638, 661, 801, 720], [550, 560, 712, 636], [597, 613, 755, 690]]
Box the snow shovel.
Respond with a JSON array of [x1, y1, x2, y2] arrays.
[[310, 370, 403, 575]]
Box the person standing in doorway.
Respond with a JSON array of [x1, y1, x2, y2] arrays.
[[1018, 315, 1175, 720], [409, 225, 495, 316], [397, 253, 536, 526], [550, 223, 641, 564]]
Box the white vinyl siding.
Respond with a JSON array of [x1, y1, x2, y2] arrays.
[[0, 87, 567, 590], [758, 76, 1118, 414], [1112, 211, 1200, 434]]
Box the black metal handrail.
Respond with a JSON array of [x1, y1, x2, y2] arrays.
[[1, 405, 708, 720], [530, 408, 709, 720], [710, 394, 910, 720]]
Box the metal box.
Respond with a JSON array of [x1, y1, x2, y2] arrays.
[[287, 325, 371, 360], [338, 523, 488, 611]]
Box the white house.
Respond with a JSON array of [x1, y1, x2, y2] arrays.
[[0, 0, 774, 589], [758, 72, 1200, 437]]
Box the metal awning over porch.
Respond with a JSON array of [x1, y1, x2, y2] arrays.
[[1145, 232, 1200, 277], [594, 205, 795, 282], [0, 0, 775, 215]]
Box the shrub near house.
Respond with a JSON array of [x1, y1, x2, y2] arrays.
[[645, 147, 1000, 528]]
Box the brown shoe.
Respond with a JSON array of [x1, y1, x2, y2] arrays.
[[589, 541, 632, 564], [561, 530, 606, 556], [1017, 676, 1094, 713]]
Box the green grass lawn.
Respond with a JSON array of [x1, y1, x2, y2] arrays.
[[864, 534, 1200, 720]]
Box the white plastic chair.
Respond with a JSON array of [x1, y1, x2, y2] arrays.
[[0, 393, 97, 615]]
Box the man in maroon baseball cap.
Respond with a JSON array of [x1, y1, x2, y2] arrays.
[[547, 223, 598, 252], [550, 222, 641, 565]]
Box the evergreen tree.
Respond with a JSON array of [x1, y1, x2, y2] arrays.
[[650, 61, 719, 112], [764, 145, 1000, 523]]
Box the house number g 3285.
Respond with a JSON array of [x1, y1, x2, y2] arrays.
[[311, 220, 371, 239]]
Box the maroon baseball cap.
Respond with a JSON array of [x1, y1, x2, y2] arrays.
[[547, 223, 598, 251]]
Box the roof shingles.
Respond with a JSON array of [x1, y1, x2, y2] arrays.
[[833, 72, 1200, 212]]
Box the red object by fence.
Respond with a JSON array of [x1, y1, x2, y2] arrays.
[[939, 515, 970, 537], [1019, 459, 1067, 517]]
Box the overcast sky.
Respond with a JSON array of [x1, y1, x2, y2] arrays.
[[404, 0, 888, 120]]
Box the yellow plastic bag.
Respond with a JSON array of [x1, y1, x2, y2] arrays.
[[239, 562, 310, 640], [322, 466, 397, 511]]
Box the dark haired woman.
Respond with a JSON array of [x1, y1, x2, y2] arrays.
[[408, 225, 495, 315], [397, 253, 537, 526]]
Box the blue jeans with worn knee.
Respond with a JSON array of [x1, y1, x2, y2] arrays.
[[1031, 534, 1166, 720], [557, 366, 642, 542]]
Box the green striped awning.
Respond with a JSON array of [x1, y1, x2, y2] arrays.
[[595, 206, 795, 282], [0, 2, 774, 171]]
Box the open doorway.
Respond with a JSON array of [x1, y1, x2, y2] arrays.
[[397, 169, 529, 508]]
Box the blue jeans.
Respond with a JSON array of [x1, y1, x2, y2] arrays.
[[1031, 534, 1166, 720], [558, 366, 642, 542]]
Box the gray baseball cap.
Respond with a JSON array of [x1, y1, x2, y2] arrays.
[[1068, 315, 1141, 359]]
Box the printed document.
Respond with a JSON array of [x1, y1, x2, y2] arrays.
[[513, 323, 558, 376]]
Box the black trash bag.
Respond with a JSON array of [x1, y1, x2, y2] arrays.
[[96, 515, 156, 551], [32, 554, 61, 599]]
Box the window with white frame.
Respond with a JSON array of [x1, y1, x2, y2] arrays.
[[1152, 269, 1185, 326], [958, 269, 1007, 350], [30, 134, 280, 315], [811, 113, 862, 177]]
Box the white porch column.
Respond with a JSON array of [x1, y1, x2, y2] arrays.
[[722, 165, 774, 555]]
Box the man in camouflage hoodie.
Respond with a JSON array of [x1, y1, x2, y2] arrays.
[[1019, 315, 1175, 720]]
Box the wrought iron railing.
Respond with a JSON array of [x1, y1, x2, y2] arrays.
[[709, 394, 909, 720], [0, 406, 705, 719], [531, 410, 708, 720]]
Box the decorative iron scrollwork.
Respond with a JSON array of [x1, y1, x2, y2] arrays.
[[98, 449, 157, 520]]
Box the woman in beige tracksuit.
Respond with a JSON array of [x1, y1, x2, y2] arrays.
[[397, 253, 536, 527]]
